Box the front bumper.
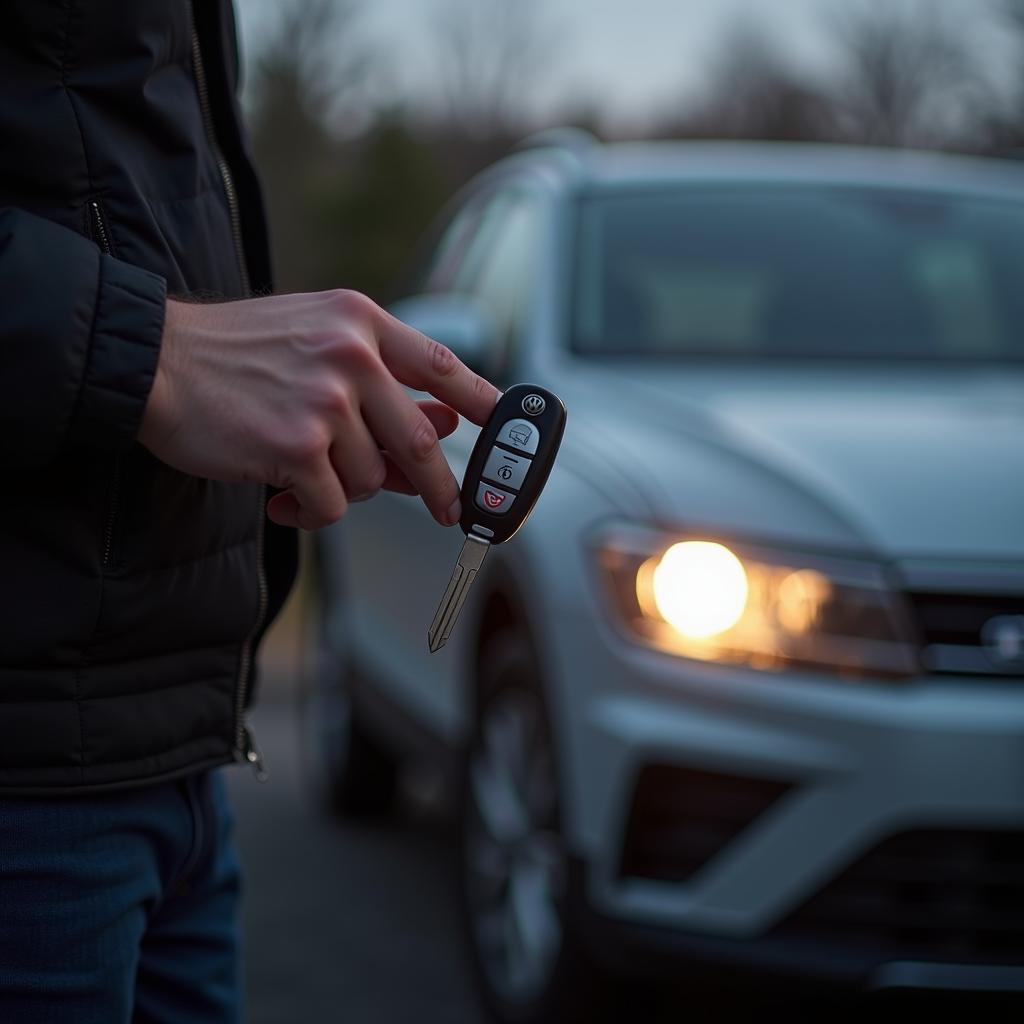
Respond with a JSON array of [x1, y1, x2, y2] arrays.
[[546, 607, 1024, 980]]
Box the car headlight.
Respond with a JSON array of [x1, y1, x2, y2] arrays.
[[595, 528, 920, 679]]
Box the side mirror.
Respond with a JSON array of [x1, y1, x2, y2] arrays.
[[389, 294, 497, 376]]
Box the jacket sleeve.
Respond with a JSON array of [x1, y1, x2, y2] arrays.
[[0, 206, 167, 468]]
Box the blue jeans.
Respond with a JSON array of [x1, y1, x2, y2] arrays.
[[0, 770, 241, 1023]]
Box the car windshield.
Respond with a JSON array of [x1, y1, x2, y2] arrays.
[[572, 185, 1024, 360]]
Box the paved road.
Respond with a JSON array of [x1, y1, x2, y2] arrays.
[[227, 692, 487, 1024]]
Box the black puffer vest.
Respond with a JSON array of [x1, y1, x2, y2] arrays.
[[0, 0, 297, 792]]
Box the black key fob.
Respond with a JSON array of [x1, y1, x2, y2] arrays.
[[459, 384, 567, 544]]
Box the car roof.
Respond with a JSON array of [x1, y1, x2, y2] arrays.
[[515, 139, 1024, 202]]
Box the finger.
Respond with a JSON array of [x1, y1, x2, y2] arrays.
[[417, 399, 459, 440], [327, 419, 387, 501], [267, 458, 348, 531], [379, 453, 417, 496], [374, 404, 459, 497], [353, 404, 461, 502], [376, 311, 501, 426], [266, 491, 304, 528], [362, 374, 461, 525]]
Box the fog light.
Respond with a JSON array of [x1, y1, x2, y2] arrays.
[[644, 541, 748, 639]]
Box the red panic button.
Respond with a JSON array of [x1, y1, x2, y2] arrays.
[[475, 482, 515, 515]]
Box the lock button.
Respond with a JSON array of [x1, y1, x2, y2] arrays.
[[496, 418, 540, 455]]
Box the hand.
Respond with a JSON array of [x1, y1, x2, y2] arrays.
[[138, 290, 500, 530]]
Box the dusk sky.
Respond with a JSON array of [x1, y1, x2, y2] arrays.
[[235, 0, 1017, 129]]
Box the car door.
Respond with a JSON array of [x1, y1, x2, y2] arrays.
[[342, 184, 546, 741]]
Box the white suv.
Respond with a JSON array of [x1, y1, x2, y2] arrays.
[[311, 137, 1024, 1021]]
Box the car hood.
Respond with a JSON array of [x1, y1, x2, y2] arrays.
[[558, 362, 1024, 561]]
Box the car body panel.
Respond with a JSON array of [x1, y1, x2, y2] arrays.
[[552, 362, 1024, 559], [554, 612, 1024, 933]]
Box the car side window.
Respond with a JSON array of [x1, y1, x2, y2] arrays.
[[455, 189, 543, 373], [416, 198, 489, 294]]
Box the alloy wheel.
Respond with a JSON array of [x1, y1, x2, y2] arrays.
[[464, 688, 567, 1007]]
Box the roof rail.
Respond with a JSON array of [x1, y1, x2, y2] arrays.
[[513, 127, 600, 156]]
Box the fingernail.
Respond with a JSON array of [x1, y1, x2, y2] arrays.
[[446, 498, 462, 526]]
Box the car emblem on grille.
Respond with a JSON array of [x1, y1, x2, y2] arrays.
[[522, 394, 546, 416], [981, 615, 1024, 668]]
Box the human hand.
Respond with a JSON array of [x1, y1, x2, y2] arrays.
[[138, 290, 500, 530]]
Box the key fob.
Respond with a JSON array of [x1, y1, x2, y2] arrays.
[[460, 384, 567, 544], [428, 384, 566, 653]]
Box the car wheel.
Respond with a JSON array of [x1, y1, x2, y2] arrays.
[[460, 627, 611, 1024], [303, 644, 398, 818]]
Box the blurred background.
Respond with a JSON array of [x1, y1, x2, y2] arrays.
[[231, 1, 1024, 1021], [235, 0, 1024, 303]]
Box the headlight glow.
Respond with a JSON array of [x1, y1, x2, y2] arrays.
[[597, 527, 919, 680], [775, 568, 831, 635], [646, 541, 748, 639]]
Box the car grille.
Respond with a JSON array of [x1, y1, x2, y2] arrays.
[[906, 591, 1024, 677], [618, 765, 790, 884], [777, 830, 1024, 965]]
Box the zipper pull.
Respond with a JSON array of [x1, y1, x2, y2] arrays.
[[239, 725, 269, 782]]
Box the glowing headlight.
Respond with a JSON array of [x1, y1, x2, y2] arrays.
[[642, 542, 748, 639], [596, 528, 919, 679]]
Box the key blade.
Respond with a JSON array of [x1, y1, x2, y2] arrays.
[[427, 534, 490, 653]]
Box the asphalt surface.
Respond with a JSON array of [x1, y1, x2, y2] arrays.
[[227, 691, 485, 1024]]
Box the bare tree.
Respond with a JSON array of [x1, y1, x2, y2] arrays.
[[677, 22, 836, 142], [429, 0, 554, 136], [247, 0, 375, 291], [250, 0, 370, 132], [825, 0, 986, 148]]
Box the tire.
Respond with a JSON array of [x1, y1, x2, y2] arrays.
[[459, 627, 614, 1024], [302, 644, 398, 818]]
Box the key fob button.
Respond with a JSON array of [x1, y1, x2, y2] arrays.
[[482, 446, 530, 491], [496, 418, 540, 455], [475, 482, 515, 515]]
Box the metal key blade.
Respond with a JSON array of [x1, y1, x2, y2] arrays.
[[427, 533, 490, 653]]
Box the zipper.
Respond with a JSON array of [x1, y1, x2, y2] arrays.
[[89, 200, 112, 255], [189, 4, 250, 295], [101, 459, 121, 569], [190, 5, 265, 774], [233, 485, 269, 779], [239, 722, 268, 783], [90, 200, 122, 570]]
